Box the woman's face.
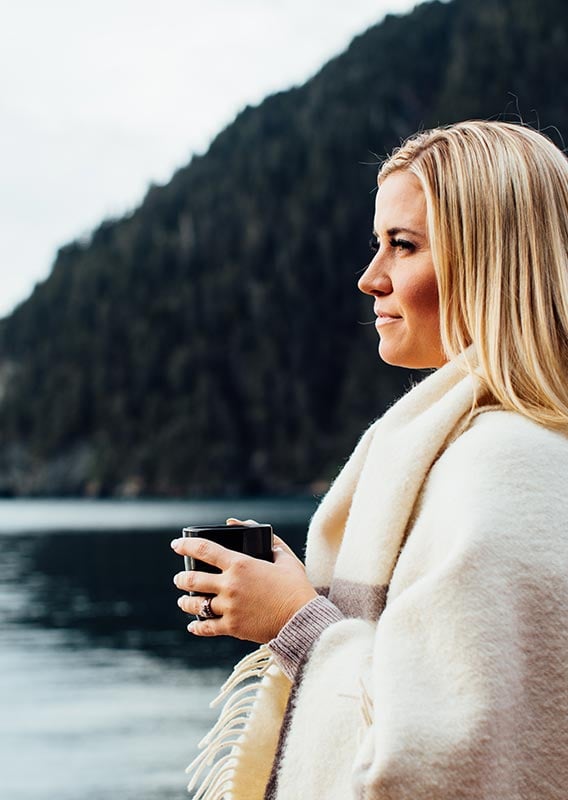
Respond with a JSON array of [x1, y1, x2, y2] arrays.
[[358, 170, 446, 369]]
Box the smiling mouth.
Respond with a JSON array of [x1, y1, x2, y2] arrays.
[[375, 314, 402, 327]]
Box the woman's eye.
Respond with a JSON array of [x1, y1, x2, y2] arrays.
[[390, 237, 414, 251], [369, 234, 379, 253]]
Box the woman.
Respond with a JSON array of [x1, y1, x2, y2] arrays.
[[171, 120, 568, 799]]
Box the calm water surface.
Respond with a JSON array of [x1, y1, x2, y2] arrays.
[[0, 498, 316, 800]]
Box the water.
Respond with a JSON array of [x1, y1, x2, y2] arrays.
[[0, 497, 317, 800]]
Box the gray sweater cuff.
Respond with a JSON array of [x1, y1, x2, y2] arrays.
[[268, 595, 344, 681]]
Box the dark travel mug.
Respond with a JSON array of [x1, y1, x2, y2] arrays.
[[181, 523, 274, 619]]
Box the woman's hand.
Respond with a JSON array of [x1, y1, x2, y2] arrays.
[[170, 521, 317, 643]]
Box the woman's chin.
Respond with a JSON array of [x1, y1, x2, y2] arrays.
[[378, 340, 444, 370], [378, 340, 408, 368]]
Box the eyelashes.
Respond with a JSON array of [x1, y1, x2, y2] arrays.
[[368, 234, 415, 254], [392, 239, 414, 251]]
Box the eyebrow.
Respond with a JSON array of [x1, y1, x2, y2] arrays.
[[373, 226, 425, 239]]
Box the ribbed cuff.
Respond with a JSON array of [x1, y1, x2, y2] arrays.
[[268, 595, 344, 681]]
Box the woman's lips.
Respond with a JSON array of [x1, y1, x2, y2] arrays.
[[375, 313, 402, 328]]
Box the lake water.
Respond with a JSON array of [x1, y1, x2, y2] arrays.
[[0, 497, 317, 800]]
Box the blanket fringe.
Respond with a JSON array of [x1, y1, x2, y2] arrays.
[[186, 645, 273, 799]]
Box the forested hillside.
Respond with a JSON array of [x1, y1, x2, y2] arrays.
[[1, 0, 567, 496]]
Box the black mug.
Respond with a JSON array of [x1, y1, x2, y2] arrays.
[[181, 523, 274, 619]]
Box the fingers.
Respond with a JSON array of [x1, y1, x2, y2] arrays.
[[177, 594, 226, 637], [171, 536, 234, 571], [273, 534, 305, 566], [272, 534, 298, 557], [173, 568, 221, 595], [177, 593, 221, 618], [187, 618, 224, 637], [172, 522, 306, 642]]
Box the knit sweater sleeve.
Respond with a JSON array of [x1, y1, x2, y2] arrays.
[[267, 594, 344, 680], [269, 414, 568, 800]]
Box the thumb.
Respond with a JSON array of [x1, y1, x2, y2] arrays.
[[273, 535, 305, 566]]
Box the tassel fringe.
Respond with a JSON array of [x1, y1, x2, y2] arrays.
[[186, 645, 273, 799]]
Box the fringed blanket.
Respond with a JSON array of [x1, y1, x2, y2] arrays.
[[187, 351, 568, 799]]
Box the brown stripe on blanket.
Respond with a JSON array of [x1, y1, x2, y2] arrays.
[[329, 579, 388, 621], [264, 581, 387, 797], [264, 650, 309, 798]]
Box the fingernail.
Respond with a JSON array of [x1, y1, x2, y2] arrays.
[[177, 597, 184, 608], [173, 572, 182, 586], [187, 622, 196, 634], [171, 538, 180, 548]]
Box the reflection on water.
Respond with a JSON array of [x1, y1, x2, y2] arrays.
[[2, 526, 251, 668], [1, 626, 225, 800], [0, 498, 316, 799]]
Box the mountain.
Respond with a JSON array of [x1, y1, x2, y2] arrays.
[[1, 0, 567, 496]]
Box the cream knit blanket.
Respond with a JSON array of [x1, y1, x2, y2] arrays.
[[187, 351, 568, 799]]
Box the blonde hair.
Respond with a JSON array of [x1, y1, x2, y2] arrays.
[[379, 120, 568, 432]]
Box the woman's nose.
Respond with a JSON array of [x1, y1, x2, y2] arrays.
[[357, 255, 391, 297]]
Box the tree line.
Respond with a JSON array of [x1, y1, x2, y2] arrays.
[[0, 0, 567, 495]]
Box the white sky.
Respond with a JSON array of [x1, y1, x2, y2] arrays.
[[1, 0, 422, 318]]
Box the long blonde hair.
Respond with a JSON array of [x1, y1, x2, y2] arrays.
[[380, 120, 568, 432]]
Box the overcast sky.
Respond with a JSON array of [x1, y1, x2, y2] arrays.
[[1, 0, 422, 318]]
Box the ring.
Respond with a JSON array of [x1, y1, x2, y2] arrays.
[[199, 596, 217, 619]]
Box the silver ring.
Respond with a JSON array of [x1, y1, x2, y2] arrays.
[[199, 596, 217, 619]]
